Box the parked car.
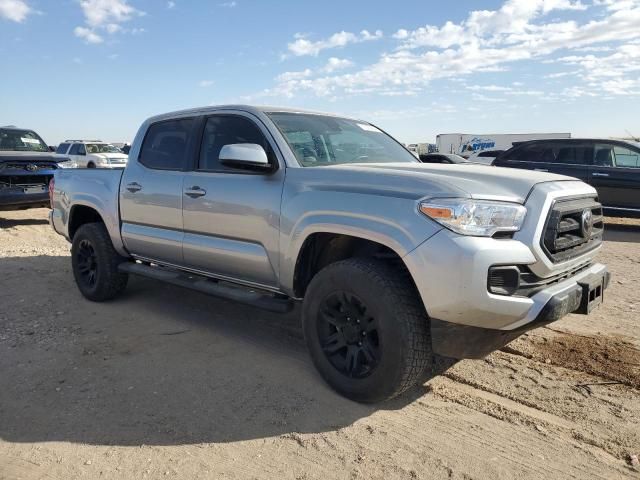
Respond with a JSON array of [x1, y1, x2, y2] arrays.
[[50, 106, 609, 403], [418, 153, 469, 164], [493, 139, 640, 217], [466, 149, 505, 165], [0, 126, 72, 211], [55, 140, 128, 168]]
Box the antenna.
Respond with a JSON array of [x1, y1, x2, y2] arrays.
[[625, 129, 639, 142]]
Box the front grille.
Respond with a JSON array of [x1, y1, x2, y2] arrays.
[[541, 196, 603, 263], [2, 162, 58, 171]]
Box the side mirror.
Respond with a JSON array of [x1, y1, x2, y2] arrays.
[[219, 143, 272, 171]]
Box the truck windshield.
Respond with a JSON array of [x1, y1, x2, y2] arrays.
[[0, 129, 48, 152], [86, 143, 122, 154], [267, 112, 418, 167]]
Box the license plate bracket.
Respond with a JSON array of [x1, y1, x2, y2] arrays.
[[23, 185, 46, 194], [576, 273, 605, 314]]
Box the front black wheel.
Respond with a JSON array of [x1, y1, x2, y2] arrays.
[[302, 258, 432, 403], [71, 223, 128, 301]]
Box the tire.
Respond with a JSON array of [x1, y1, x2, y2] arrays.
[[71, 223, 128, 301], [302, 258, 432, 403], [87, 163, 96, 168]]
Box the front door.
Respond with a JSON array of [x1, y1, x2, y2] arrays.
[[182, 113, 285, 289], [590, 142, 640, 212], [119, 117, 195, 265]]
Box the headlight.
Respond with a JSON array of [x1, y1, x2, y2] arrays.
[[419, 198, 526, 237]]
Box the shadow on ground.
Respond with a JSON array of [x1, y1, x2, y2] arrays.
[[604, 222, 640, 243], [0, 254, 453, 447], [0, 217, 50, 228]]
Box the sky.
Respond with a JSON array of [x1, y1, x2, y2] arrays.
[[1, 0, 639, 145]]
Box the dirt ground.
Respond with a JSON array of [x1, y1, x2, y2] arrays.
[[1, 208, 639, 480]]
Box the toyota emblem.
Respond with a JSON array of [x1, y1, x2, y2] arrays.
[[25, 163, 38, 172], [581, 209, 593, 238]]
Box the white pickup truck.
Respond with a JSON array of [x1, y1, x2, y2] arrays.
[[55, 140, 128, 168], [50, 105, 609, 402]]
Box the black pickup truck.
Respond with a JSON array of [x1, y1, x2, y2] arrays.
[[0, 126, 71, 211]]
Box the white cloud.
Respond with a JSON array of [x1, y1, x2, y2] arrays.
[[262, 0, 640, 100], [198, 80, 214, 87], [74, 26, 104, 43], [0, 0, 31, 22], [74, 0, 144, 44], [322, 57, 354, 73], [219, 1, 236, 7], [167, 1, 175, 8], [287, 29, 382, 57]]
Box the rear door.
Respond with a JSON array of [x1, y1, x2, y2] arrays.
[[590, 142, 640, 212], [181, 112, 284, 289], [119, 117, 196, 265], [67, 143, 87, 168]]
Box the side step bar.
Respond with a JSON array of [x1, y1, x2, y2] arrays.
[[118, 262, 294, 313]]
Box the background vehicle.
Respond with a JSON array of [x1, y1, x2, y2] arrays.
[[0, 126, 71, 211], [50, 106, 608, 403], [418, 153, 469, 164], [493, 138, 640, 217], [466, 149, 505, 165], [56, 140, 128, 168], [437, 133, 571, 158]]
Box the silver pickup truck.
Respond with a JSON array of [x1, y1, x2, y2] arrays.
[[50, 105, 609, 402]]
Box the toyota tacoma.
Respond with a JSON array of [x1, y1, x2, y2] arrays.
[[1, 126, 72, 211], [50, 106, 609, 402]]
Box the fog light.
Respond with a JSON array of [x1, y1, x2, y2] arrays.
[[488, 266, 520, 295]]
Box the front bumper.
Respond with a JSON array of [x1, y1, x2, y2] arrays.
[[0, 185, 49, 211], [430, 268, 610, 358]]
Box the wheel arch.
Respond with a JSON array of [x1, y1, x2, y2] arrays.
[[290, 230, 419, 299]]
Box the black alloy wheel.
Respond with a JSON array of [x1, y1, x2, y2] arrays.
[[317, 292, 381, 379], [76, 238, 98, 288]]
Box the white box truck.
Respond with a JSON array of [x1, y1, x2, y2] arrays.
[[437, 133, 571, 158]]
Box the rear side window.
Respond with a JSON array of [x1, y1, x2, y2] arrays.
[[507, 143, 555, 162], [68, 143, 83, 155], [139, 118, 194, 170], [198, 115, 272, 171], [56, 143, 70, 154], [554, 144, 590, 165]]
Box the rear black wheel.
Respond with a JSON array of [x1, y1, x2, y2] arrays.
[[302, 258, 432, 403], [71, 223, 128, 301]]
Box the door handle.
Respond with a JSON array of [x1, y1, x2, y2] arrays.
[[185, 186, 207, 198], [592, 172, 610, 177], [126, 182, 142, 193]]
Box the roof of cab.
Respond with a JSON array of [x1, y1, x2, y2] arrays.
[[144, 104, 363, 124]]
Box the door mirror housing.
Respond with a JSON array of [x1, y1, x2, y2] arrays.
[[219, 143, 272, 171]]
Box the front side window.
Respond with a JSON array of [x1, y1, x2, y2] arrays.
[[69, 144, 81, 155], [267, 112, 417, 167], [0, 129, 48, 152], [86, 143, 122, 154], [593, 143, 640, 168], [198, 115, 273, 171], [56, 143, 70, 154], [139, 118, 194, 170]]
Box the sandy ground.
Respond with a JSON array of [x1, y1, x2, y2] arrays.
[[0, 208, 639, 480]]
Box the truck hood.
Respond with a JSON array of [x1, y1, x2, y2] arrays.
[[316, 162, 578, 204], [0, 151, 65, 163]]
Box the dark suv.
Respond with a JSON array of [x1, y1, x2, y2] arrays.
[[494, 139, 640, 217]]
